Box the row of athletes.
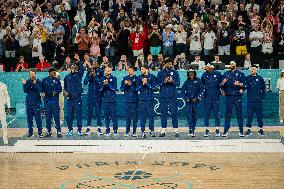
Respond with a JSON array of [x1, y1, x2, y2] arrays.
[[19, 58, 265, 139]]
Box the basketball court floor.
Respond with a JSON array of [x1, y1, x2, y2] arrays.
[[0, 126, 284, 189]]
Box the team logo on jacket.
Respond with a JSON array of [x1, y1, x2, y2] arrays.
[[170, 72, 173, 75], [256, 79, 258, 81], [214, 75, 216, 77], [154, 98, 185, 115]]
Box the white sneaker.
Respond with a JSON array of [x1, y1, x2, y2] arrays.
[[280, 120, 284, 123], [3, 139, 8, 145]]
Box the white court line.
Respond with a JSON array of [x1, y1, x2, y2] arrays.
[[2, 139, 284, 153], [7, 118, 16, 126]]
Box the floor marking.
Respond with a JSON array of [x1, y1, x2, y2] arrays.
[[7, 118, 16, 126]]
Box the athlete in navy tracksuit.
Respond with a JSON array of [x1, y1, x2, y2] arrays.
[[99, 66, 118, 137], [245, 66, 266, 136], [181, 69, 205, 137], [137, 65, 157, 139], [42, 68, 62, 137], [157, 60, 180, 137], [84, 66, 103, 135], [220, 61, 246, 137], [64, 59, 85, 136], [201, 64, 223, 137], [22, 69, 43, 137], [120, 66, 139, 137]]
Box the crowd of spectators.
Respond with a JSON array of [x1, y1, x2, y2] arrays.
[[0, 0, 283, 72]]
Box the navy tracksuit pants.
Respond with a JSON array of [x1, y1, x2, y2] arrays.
[[66, 97, 83, 131], [103, 102, 118, 133], [26, 103, 42, 133], [246, 101, 263, 128], [224, 95, 243, 133], [160, 97, 178, 129], [185, 102, 199, 131], [139, 100, 155, 132], [204, 98, 221, 127], [125, 102, 138, 134], [45, 103, 61, 132], [86, 97, 102, 127]]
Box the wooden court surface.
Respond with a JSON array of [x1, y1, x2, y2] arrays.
[[0, 153, 283, 189], [0, 127, 284, 189]]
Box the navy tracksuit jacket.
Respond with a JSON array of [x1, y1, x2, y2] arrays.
[[245, 74, 266, 128], [42, 76, 62, 132], [84, 71, 103, 127], [181, 77, 205, 131], [23, 79, 43, 133], [64, 61, 85, 131], [136, 73, 157, 132], [201, 71, 223, 127], [99, 75, 118, 132], [120, 75, 139, 134], [221, 69, 246, 133], [157, 68, 180, 129]]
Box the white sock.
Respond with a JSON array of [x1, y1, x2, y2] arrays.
[[161, 128, 166, 133], [174, 128, 179, 133], [215, 127, 219, 130], [205, 127, 209, 130]]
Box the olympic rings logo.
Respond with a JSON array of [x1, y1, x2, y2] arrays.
[[154, 98, 186, 115]]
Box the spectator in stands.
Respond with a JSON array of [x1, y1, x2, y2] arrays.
[[3, 26, 16, 71], [102, 22, 116, 57], [162, 24, 175, 56], [100, 56, 112, 69], [35, 56, 50, 72], [212, 55, 222, 64], [145, 54, 159, 71], [60, 56, 73, 72], [277, 69, 284, 123], [71, 16, 83, 44], [118, 55, 130, 71], [234, 22, 249, 55], [157, 53, 165, 69], [31, 27, 43, 68], [174, 53, 190, 70], [175, 24, 187, 54], [15, 25, 31, 65], [262, 24, 273, 54], [148, 23, 162, 56], [76, 27, 90, 58], [249, 25, 263, 54], [276, 25, 284, 54], [189, 24, 202, 55], [129, 25, 146, 56], [117, 20, 131, 56], [0, 22, 5, 60], [15, 56, 29, 72], [244, 53, 252, 69], [90, 33, 101, 57], [217, 21, 232, 55], [191, 55, 205, 70], [202, 25, 217, 55]]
